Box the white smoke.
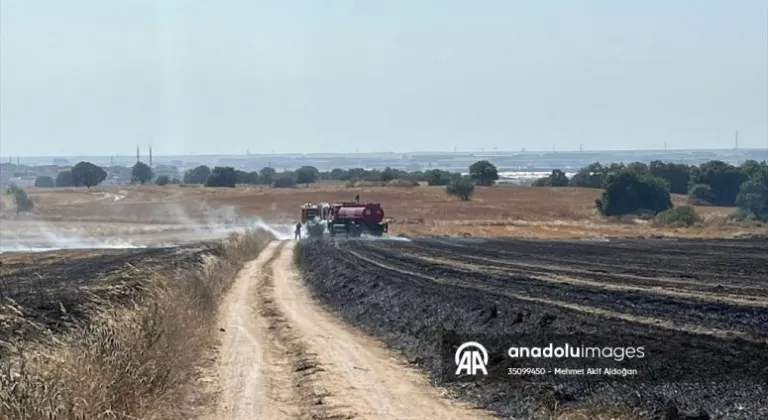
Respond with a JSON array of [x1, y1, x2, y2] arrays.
[[157, 202, 294, 240], [0, 202, 294, 253], [0, 220, 150, 253]]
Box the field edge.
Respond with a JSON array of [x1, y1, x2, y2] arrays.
[[0, 229, 275, 420]]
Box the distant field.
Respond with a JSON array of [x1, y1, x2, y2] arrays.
[[1, 182, 762, 240]]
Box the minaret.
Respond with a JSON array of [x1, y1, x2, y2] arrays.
[[136, 145, 140, 163], [149, 145, 153, 167]]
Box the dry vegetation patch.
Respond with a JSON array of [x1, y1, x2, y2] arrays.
[[11, 184, 766, 239], [0, 229, 274, 420]]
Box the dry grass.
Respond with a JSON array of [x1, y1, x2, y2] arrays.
[[0, 229, 274, 420], [13, 183, 767, 239], [15, 184, 605, 223]]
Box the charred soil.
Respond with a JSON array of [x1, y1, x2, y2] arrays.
[[0, 231, 275, 420], [296, 237, 768, 420], [0, 245, 216, 343]]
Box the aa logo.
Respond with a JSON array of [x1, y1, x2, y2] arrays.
[[454, 341, 488, 375]]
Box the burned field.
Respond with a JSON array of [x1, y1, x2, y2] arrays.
[[0, 245, 216, 344], [296, 237, 768, 419]]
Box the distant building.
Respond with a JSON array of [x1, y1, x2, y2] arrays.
[[106, 166, 131, 184], [34, 165, 60, 178], [153, 164, 181, 180], [103, 175, 121, 185], [8, 176, 37, 188]]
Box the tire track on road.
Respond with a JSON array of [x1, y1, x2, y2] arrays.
[[212, 240, 495, 420], [211, 241, 286, 420], [270, 241, 496, 420], [257, 241, 359, 420]]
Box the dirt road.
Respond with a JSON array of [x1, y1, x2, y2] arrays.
[[211, 240, 493, 420]]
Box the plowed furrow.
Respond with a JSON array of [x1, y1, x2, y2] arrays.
[[346, 249, 763, 342], [419, 238, 768, 284], [348, 244, 768, 337], [410, 254, 768, 308], [390, 241, 768, 297]]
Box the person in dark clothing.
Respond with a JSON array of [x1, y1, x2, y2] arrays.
[[355, 194, 360, 203], [295, 222, 302, 240]]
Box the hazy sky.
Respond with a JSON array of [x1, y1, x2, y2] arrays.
[[1, 0, 767, 157]]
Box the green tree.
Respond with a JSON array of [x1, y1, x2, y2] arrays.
[[363, 169, 382, 181], [424, 169, 452, 186], [204, 166, 237, 188], [235, 170, 259, 184], [595, 170, 672, 216], [689, 184, 716, 205], [446, 177, 475, 201], [469, 160, 499, 186], [329, 168, 347, 180], [549, 169, 570, 186], [6, 184, 33, 214], [690, 160, 747, 206], [347, 168, 366, 180], [380, 167, 398, 182], [34, 176, 55, 188], [55, 171, 75, 187], [649, 161, 691, 195], [570, 162, 607, 188], [273, 173, 297, 188], [407, 170, 427, 182], [740, 160, 765, 179], [131, 162, 154, 184], [259, 166, 277, 185], [654, 206, 701, 227], [296, 166, 319, 186], [183, 165, 211, 184], [532, 169, 570, 187], [71, 161, 107, 189], [155, 175, 170, 186], [735, 167, 768, 220], [626, 162, 649, 174]]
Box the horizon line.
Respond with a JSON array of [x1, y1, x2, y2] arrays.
[[2, 146, 766, 160]]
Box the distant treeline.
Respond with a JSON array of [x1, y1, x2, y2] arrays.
[[177, 160, 501, 189], [533, 159, 766, 204], [20, 158, 768, 221], [534, 159, 768, 222]]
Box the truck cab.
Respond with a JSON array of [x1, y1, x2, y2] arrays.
[[300, 203, 320, 223]]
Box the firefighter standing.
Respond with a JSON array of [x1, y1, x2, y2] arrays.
[[295, 222, 302, 240]]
